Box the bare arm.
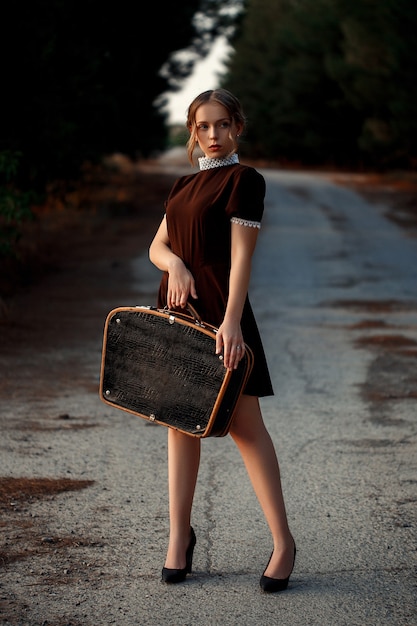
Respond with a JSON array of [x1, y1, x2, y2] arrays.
[[216, 221, 259, 370], [149, 215, 197, 309]]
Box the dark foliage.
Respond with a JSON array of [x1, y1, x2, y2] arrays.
[[221, 0, 417, 169], [0, 0, 240, 190]]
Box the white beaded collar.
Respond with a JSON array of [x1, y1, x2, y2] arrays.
[[198, 154, 239, 170]]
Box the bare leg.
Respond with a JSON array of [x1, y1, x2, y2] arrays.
[[229, 395, 295, 579], [164, 427, 201, 569]]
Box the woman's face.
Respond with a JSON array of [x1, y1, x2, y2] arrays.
[[194, 101, 242, 159]]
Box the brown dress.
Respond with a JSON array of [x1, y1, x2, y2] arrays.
[[157, 161, 274, 397]]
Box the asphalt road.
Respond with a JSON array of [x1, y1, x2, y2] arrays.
[[1, 164, 416, 625]]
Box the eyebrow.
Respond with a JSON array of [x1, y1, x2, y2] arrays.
[[195, 117, 231, 124]]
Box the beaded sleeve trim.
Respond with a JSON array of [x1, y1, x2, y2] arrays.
[[231, 216, 261, 229], [198, 154, 239, 170]]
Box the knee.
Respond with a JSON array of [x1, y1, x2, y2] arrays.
[[229, 407, 264, 444]]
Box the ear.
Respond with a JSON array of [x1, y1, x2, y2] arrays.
[[236, 122, 244, 137]]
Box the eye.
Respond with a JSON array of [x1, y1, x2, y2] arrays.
[[197, 123, 209, 130], [220, 121, 231, 129]]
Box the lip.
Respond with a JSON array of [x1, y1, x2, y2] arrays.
[[209, 145, 221, 150]]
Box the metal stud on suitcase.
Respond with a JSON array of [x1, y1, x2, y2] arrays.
[[99, 305, 254, 437]]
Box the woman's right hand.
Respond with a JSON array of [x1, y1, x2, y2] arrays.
[[166, 260, 198, 309], [149, 216, 197, 309]]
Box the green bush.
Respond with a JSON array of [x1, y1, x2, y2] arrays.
[[0, 151, 36, 257]]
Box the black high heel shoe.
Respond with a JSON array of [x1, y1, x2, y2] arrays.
[[161, 527, 196, 584], [259, 543, 296, 593]]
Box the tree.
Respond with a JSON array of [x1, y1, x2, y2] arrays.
[[328, 0, 417, 167], [0, 0, 242, 190], [221, 0, 417, 168]]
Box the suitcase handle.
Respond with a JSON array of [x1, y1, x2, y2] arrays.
[[162, 302, 217, 333], [162, 302, 203, 325], [185, 301, 202, 324]]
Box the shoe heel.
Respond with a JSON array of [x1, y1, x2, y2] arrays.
[[185, 526, 196, 573], [260, 544, 296, 593], [162, 527, 196, 584]]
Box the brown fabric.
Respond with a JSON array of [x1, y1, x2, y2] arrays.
[[157, 163, 274, 397]]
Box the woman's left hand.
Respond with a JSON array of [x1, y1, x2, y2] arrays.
[[216, 321, 245, 370]]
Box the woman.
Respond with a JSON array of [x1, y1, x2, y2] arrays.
[[149, 88, 295, 593]]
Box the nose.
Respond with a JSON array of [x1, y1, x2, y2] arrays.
[[209, 125, 217, 139]]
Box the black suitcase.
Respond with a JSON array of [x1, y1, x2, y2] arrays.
[[99, 305, 254, 437]]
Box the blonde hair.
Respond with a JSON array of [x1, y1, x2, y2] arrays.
[[185, 89, 246, 165]]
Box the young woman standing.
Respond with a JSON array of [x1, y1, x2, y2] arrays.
[[149, 89, 295, 592]]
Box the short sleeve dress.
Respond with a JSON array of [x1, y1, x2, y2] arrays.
[[157, 156, 274, 398]]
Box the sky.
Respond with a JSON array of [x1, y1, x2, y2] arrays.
[[164, 37, 232, 125]]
